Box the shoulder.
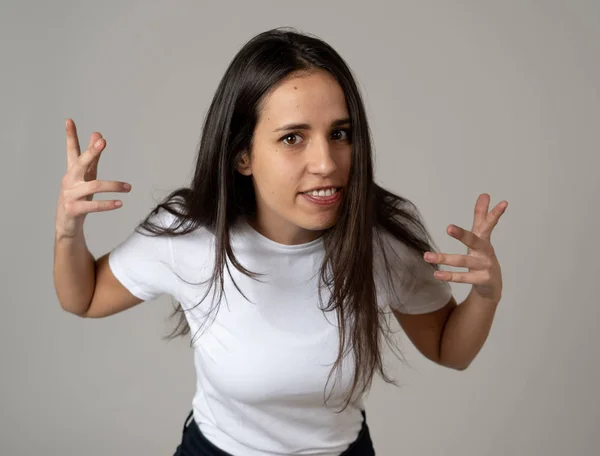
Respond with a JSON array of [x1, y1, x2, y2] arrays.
[[139, 207, 216, 269], [134, 204, 215, 245], [372, 225, 437, 292], [136, 206, 184, 235], [373, 227, 416, 270]]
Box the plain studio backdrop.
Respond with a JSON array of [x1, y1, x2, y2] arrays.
[[1, 1, 598, 455]]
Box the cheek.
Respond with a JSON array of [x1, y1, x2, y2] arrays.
[[254, 157, 299, 199], [341, 148, 353, 173]]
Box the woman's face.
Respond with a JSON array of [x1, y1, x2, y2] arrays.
[[237, 69, 352, 245]]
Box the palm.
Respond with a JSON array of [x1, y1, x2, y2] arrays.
[[425, 193, 507, 304], [65, 121, 102, 202], [58, 118, 130, 238], [83, 158, 99, 201]]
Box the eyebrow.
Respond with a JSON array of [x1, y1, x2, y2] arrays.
[[272, 118, 352, 133]]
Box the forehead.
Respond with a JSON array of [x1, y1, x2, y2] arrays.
[[258, 70, 348, 126]]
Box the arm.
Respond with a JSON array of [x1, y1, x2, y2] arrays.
[[391, 297, 455, 368], [392, 291, 499, 370], [393, 193, 507, 370], [54, 118, 141, 318], [53, 231, 143, 318], [53, 231, 96, 316], [438, 290, 499, 369]]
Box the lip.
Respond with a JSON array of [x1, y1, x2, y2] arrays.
[[301, 185, 339, 193], [300, 188, 342, 206]]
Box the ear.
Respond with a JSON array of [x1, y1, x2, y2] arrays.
[[236, 149, 252, 176]]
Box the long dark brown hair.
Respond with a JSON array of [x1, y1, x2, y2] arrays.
[[138, 27, 444, 412]]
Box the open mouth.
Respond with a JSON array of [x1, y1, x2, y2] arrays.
[[300, 187, 342, 206], [301, 187, 341, 198]]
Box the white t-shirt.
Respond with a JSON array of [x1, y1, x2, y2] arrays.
[[108, 209, 452, 456]]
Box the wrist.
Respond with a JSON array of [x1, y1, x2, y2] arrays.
[[470, 287, 501, 307], [55, 227, 85, 244]]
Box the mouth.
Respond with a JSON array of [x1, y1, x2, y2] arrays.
[[300, 187, 342, 206], [300, 187, 341, 197]]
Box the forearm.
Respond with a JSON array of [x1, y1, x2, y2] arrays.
[[53, 231, 96, 316], [439, 288, 500, 370]]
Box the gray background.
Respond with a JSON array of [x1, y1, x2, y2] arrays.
[[1, 0, 598, 454]]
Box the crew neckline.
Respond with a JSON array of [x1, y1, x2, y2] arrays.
[[238, 216, 324, 252]]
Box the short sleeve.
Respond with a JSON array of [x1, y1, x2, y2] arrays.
[[375, 231, 452, 315], [108, 209, 178, 301]]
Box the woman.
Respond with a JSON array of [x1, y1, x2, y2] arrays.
[[54, 27, 506, 456]]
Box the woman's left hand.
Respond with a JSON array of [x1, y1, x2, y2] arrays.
[[423, 193, 508, 303]]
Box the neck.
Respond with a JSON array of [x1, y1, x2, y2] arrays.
[[246, 215, 323, 246]]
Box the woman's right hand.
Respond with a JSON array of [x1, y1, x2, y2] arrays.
[[56, 119, 132, 239]]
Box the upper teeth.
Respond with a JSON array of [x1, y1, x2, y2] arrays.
[[305, 188, 338, 197]]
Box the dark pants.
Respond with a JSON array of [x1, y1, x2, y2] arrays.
[[173, 410, 375, 456]]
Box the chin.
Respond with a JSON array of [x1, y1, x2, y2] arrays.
[[301, 213, 340, 232]]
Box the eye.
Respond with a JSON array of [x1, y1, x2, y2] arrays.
[[281, 133, 303, 146], [332, 128, 351, 141]]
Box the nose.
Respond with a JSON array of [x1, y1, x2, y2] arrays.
[[306, 137, 338, 176]]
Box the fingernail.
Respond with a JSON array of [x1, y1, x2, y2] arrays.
[[95, 139, 103, 148], [123, 183, 131, 190]]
